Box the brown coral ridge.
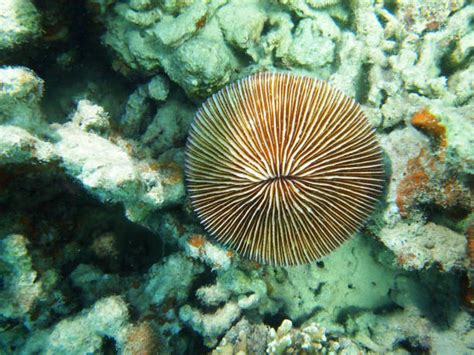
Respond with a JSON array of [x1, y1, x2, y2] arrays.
[[185, 72, 384, 266]]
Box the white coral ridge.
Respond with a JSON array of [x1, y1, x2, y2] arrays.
[[55, 123, 140, 202], [52, 101, 184, 222], [179, 302, 241, 347]]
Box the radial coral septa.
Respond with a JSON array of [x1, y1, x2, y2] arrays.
[[185, 72, 384, 266]]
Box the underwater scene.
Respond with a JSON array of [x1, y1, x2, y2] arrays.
[[0, 0, 473, 354]]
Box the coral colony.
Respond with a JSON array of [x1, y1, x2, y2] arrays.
[[0, 0, 473, 353], [185, 72, 384, 266]]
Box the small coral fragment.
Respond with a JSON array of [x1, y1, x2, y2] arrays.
[[70, 100, 111, 136], [184, 233, 233, 270]]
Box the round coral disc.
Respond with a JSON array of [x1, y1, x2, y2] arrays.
[[185, 72, 384, 266]]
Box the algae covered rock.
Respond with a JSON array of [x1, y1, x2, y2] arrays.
[[279, 15, 340, 74], [0, 67, 45, 132], [169, 35, 237, 98], [22, 296, 130, 354], [0, 0, 40, 53], [103, 0, 238, 98], [217, 2, 267, 50], [380, 222, 467, 271], [0, 125, 54, 165]]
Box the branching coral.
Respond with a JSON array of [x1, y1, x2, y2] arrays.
[[212, 318, 361, 354]]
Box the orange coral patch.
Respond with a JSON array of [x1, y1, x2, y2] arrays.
[[395, 142, 470, 218], [187, 234, 206, 248], [411, 108, 447, 150]]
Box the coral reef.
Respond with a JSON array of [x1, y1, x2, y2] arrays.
[[1, 94, 186, 224], [179, 263, 275, 347], [22, 295, 129, 353], [1, 0, 473, 353], [103, 0, 239, 97]]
